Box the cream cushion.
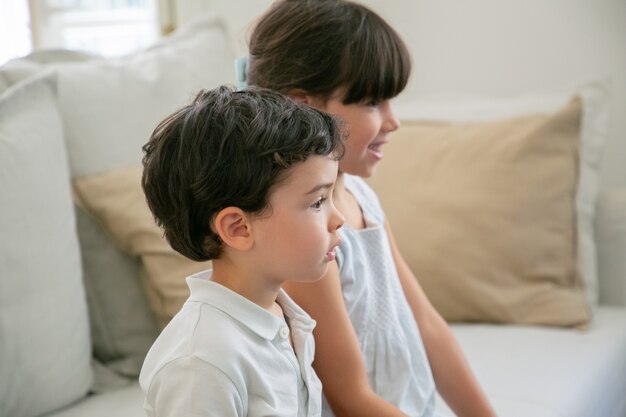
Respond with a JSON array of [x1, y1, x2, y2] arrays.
[[393, 81, 609, 307], [74, 166, 210, 328], [369, 99, 590, 326], [0, 73, 92, 417]]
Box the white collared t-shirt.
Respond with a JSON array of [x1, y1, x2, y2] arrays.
[[139, 270, 322, 417]]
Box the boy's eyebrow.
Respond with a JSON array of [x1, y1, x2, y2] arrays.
[[305, 183, 334, 195]]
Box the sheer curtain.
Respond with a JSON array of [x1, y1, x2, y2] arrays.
[[30, 0, 160, 57], [0, 0, 32, 65], [0, 0, 161, 65]]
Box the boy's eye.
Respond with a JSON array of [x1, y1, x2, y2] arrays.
[[310, 197, 327, 210]]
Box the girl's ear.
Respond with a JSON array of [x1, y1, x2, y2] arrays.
[[286, 89, 325, 108], [212, 207, 254, 251], [286, 89, 311, 104]]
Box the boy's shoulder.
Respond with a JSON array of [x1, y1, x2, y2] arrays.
[[139, 297, 253, 382], [141, 274, 293, 385], [139, 275, 319, 415]]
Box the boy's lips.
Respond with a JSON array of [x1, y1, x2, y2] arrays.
[[325, 239, 342, 261]]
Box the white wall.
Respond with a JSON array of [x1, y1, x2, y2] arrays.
[[174, 0, 626, 189], [173, 0, 271, 53]]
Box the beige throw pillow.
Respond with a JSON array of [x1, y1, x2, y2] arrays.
[[74, 165, 211, 328], [368, 98, 590, 327]]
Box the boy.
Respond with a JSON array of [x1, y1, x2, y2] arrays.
[[139, 86, 345, 417]]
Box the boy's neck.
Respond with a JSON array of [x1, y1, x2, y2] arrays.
[[210, 257, 283, 311]]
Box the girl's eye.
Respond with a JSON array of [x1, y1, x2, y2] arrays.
[[311, 197, 327, 210]]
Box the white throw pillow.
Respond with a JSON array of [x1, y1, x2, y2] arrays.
[[393, 80, 610, 307], [0, 72, 92, 417], [56, 13, 236, 177], [54, 14, 235, 374]]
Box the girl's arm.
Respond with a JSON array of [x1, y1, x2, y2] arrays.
[[384, 220, 498, 417], [283, 261, 408, 417]]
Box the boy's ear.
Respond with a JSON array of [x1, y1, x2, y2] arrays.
[[212, 207, 254, 251]]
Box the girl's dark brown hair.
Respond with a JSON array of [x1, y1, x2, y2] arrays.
[[141, 86, 344, 261], [247, 0, 411, 104]]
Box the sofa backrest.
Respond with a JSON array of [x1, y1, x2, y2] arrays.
[[0, 13, 236, 415]]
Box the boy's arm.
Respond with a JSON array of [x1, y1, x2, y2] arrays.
[[283, 262, 409, 417], [384, 220, 498, 417], [146, 357, 244, 417]]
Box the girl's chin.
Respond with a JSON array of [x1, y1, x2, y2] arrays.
[[339, 161, 379, 178]]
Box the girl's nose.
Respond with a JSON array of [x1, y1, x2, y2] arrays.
[[381, 101, 400, 133]]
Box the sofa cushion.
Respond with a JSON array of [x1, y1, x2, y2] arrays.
[[596, 189, 626, 306], [75, 205, 158, 374], [369, 99, 590, 326], [56, 13, 236, 177], [58, 14, 233, 357], [391, 80, 609, 308], [1, 47, 159, 378], [73, 166, 210, 328], [43, 384, 144, 417], [436, 307, 626, 417], [0, 72, 92, 417], [0, 49, 94, 96], [0, 59, 44, 95]]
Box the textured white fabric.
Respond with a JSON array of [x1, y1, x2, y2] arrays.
[[0, 72, 92, 417], [393, 80, 610, 308], [139, 270, 322, 417], [329, 175, 437, 417], [436, 307, 626, 417]]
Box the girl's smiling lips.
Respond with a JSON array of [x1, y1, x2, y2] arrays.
[[368, 140, 388, 160]]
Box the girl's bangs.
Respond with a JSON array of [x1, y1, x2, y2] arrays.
[[340, 21, 411, 104]]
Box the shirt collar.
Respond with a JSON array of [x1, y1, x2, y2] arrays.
[[185, 269, 315, 340]]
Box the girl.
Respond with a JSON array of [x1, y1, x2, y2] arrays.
[[244, 1, 498, 416]]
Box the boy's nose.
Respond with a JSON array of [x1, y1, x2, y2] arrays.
[[330, 205, 345, 231]]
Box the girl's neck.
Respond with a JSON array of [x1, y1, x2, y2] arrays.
[[334, 171, 367, 230], [335, 171, 347, 193]]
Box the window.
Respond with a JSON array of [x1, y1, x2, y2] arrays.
[[30, 0, 160, 57], [0, 1, 32, 65], [0, 0, 162, 65]]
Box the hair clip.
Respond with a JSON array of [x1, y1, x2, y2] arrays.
[[234, 56, 249, 90]]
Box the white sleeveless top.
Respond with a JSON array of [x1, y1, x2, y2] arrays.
[[321, 175, 437, 417]]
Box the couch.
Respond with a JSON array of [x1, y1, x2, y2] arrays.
[[1, 12, 625, 417]]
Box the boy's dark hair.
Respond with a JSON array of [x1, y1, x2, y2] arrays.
[[142, 85, 344, 262], [247, 0, 411, 104]]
